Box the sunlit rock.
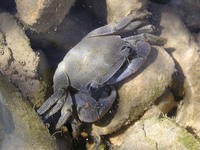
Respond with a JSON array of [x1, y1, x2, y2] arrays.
[[160, 9, 200, 137], [0, 12, 50, 107], [119, 116, 200, 149], [84, 0, 147, 24], [15, 0, 75, 32]]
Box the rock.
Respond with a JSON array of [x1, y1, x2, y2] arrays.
[[119, 116, 200, 150], [154, 91, 177, 114], [15, 0, 75, 32], [108, 106, 163, 147], [0, 73, 59, 150], [160, 9, 200, 137], [83, 0, 147, 24], [92, 46, 175, 135], [170, 0, 200, 31], [0, 12, 50, 107], [27, 7, 95, 69], [108, 107, 200, 149]]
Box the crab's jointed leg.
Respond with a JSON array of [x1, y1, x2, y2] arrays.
[[37, 89, 65, 115], [71, 118, 81, 138], [56, 93, 73, 129], [37, 63, 70, 118], [44, 91, 67, 119], [87, 12, 150, 37], [124, 33, 167, 46]]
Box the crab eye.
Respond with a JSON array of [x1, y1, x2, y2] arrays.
[[86, 82, 98, 92], [86, 83, 91, 91]]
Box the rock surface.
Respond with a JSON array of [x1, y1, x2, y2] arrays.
[[119, 116, 200, 150], [27, 7, 95, 63], [84, 0, 147, 24], [170, 0, 200, 31], [15, 0, 75, 32], [160, 9, 200, 138], [92, 46, 175, 135], [154, 91, 177, 114], [0, 12, 50, 107], [0, 73, 59, 150]]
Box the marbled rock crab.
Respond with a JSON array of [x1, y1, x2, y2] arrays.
[[37, 12, 165, 136]]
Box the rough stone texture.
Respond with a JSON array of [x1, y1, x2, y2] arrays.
[[84, 0, 147, 24], [92, 46, 175, 135], [170, 0, 200, 31], [107, 0, 147, 23], [0, 73, 59, 150], [107, 106, 162, 147], [108, 107, 200, 149], [0, 12, 50, 107], [15, 0, 75, 32], [27, 7, 94, 58], [118, 116, 200, 150], [154, 91, 177, 114], [160, 9, 200, 137]]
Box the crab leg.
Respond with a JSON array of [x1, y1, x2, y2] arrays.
[[37, 89, 65, 115], [71, 118, 81, 138], [44, 92, 67, 119], [124, 33, 167, 46], [136, 24, 155, 34], [87, 12, 150, 37], [75, 86, 116, 123], [115, 12, 150, 30], [56, 93, 73, 129], [37, 62, 70, 116]]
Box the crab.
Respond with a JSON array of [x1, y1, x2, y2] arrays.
[[37, 12, 165, 136]]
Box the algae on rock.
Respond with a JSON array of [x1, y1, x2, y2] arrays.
[[0, 73, 59, 150]]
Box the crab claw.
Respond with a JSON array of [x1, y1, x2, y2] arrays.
[[108, 41, 151, 84], [75, 86, 117, 123]]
